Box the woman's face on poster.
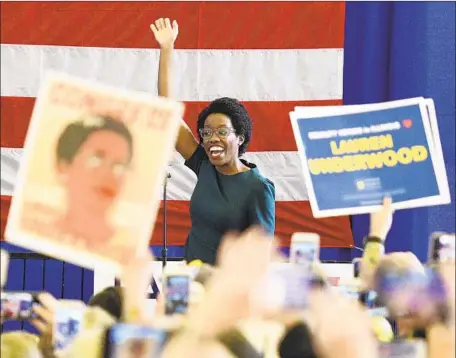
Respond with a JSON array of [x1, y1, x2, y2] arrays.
[[58, 130, 131, 213]]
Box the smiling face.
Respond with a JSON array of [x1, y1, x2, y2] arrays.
[[200, 113, 244, 167], [57, 130, 131, 215]]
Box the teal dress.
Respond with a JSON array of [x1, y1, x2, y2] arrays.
[[184, 146, 276, 265]]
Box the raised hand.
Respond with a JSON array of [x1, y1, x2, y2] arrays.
[[369, 196, 394, 240], [31, 292, 58, 358], [150, 18, 179, 49], [308, 290, 379, 358], [185, 228, 277, 336]]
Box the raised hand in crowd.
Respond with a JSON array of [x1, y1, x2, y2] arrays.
[[369, 196, 394, 241], [191, 228, 277, 334], [306, 290, 379, 358], [360, 196, 394, 289], [30, 292, 58, 358], [162, 228, 277, 358]]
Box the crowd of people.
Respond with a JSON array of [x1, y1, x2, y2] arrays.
[[1, 197, 455, 357], [1, 18, 455, 358]]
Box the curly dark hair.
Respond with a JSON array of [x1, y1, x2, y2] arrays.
[[197, 97, 252, 156]]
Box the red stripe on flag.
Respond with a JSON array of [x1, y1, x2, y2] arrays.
[[0, 195, 353, 248], [0, 96, 342, 151], [1, 1, 345, 49]]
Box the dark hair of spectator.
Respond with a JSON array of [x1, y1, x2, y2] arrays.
[[87, 286, 123, 320]]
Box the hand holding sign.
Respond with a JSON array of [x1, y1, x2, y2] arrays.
[[369, 197, 394, 241]]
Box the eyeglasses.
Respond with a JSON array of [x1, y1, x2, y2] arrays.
[[199, 127, 236, 140]]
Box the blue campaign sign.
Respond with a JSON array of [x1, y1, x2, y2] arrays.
[[291, 99, 450, 217]]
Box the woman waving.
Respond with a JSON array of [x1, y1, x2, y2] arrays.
[[151, 18, 275, 265]]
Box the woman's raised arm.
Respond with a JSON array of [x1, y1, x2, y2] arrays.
[[151, 18, 198, 160]]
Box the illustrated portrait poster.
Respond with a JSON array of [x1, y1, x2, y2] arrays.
[[5, 72, 184, 274]]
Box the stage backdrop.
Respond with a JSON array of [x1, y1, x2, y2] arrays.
[[344, 2, 456, 261], [0, 1, 354, 260]]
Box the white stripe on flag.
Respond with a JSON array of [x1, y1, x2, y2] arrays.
[[1, 45, 343, 101], [0, 148, 308, 201]]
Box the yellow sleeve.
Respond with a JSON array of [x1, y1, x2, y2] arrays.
[[371, 316, 394, 343], [83, 306, 116, 330], [363, 242, 385, 272]]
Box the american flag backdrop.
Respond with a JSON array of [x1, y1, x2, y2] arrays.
[[0, 1, 353, 251]]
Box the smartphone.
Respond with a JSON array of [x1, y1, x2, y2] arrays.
[[290, 233, 320, 265], [0, 291, 38, 321], [267, 263, 310, 310], [428, 232, 455, 264], [53, 300, 86, 352], [163, 267, 190, 316], [1, 250, 9, 288], [104, 323, 166, 358]]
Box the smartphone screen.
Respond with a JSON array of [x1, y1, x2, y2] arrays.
[[105, 323, 166, 358], [54, 302, 85, 352], [290, 236, 319, 265], [1, 292, 38, 321], [164, 275, 190, 315], [268, 264, 309, 310], [430, 233, 455, 264]]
